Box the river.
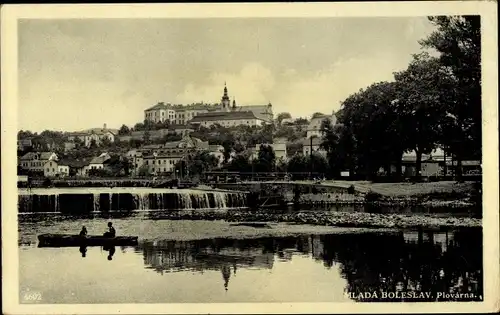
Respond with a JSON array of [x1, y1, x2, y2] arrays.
[[19, 211, 483, 304]]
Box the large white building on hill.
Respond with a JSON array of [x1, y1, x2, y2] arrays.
[[144, 83, 274, 127]]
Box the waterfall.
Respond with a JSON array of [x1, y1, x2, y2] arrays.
[[93, 193, 100, 213], [18, 189, 248, 214]]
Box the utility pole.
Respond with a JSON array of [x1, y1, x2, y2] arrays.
[[310, 136, 313, 180]]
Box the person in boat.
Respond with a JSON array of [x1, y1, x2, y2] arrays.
[[103, 222, 116, 238], [79, 226, 88, 237]]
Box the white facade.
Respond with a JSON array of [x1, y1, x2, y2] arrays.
[[58, 165, 70, 177], [44, 160, 58, 177], [197, 117, 264, 128], [307, 114, 337, 139], [143, 155, 182, 174]]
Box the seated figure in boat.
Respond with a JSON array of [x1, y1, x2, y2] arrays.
[[103, 222, 116, 238], [79, 226, 88, 237]]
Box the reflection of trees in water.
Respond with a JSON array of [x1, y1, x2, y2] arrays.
[[319, 229, 483, 302], [138, 229, 482, 300]]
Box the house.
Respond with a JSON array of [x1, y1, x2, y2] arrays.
[[66, 159, 92, 177], [19, 151, 58, 174], [209, 144, 225, 165], [67, 124, 118, 147], [17, 138, 33, 151], [190, 111, 265, 128], [126, 150, 145, 175], [168, 125, 195, 137], [43, 160, 59, 177], [302, 137, 327, 157], [306, 113, 337, 139], [143, 152, 184, 175], [397, 148, 481, 177], [144, 102, 176, 124], [252, 138, 288, 162], [64, 142, 76, 152], [88, 153, 111, 171], [57, 160, 70, 177]]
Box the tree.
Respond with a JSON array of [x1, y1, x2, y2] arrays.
[[393, 53, 454, 178], [420, 16, 481, 179], [222, 139, 234, 164], [137, 164, 149, 176], [336, 81, 402, 179], [276, 112, 292, 124], [89, 139, 98, 149], [252, 144, 276, 173], [18, 130, 35, 139], [307, 152, 329, 178], [100, 136, 112, 147], [226, 154, 252, 173], [118, 124, 131, 135], [286, 154, 308, 179], [143, 130, 151, 144], [312, 112, 325, 119]]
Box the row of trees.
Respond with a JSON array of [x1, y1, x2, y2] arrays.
[[168, 144, 330, 180], [318, 16, 481, 180]]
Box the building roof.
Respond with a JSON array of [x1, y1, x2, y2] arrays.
[[190, 111, 258, 123], [143, 152, 184, 159], [234, 105, 273, 121], [145, 103, 170, 111], [40, 152, 56, 160], [57, 159, 71, 166], [20, 152, 37, 160], [89, 156, 109, 164], [65, 158, 92, 168], [21, 152, 56, 160], [18, 139, 33, 145]]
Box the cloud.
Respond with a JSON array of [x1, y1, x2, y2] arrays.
[[175, 62, 276, 105], [176, 53, 413, 119]]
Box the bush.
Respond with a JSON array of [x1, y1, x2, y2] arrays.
[[364, 191, 383, 203], [347, 185, 355, 194]]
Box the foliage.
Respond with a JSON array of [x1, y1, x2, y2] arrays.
[[174, 150, 220, 178], [225, 154, 252, 173], [393, 53, 454, 176], [276, 112, 292, 124], [420, 16, 482, 179], [311, 112, 325, 119], [118, 124, 131, 135], [252, 145, 276, 173]]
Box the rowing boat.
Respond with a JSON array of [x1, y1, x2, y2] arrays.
[[37, 234, 139, 247]]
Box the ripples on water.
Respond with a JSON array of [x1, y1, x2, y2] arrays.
[[18, 213, 483, 304]]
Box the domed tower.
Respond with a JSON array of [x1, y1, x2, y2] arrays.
[[232, 98, 237, 111], [221, 82, 230, 112]]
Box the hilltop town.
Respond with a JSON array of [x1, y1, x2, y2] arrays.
[[17, 83, 340, 181], [17, 16, 482, 186]]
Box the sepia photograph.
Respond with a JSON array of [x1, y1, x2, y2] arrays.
[[1, 2, 498, 314]]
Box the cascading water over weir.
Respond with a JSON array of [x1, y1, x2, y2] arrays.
[[18, 188, 249, 214]]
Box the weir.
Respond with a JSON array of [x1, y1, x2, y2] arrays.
[[18, 188, 248, 213]]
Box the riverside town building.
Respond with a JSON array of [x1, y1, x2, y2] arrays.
[[143, 83, 274, 127]]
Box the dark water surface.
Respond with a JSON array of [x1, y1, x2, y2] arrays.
[[19, 213, 483, 304]]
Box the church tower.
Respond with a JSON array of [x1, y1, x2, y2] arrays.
[[221, 82, 230, 112]]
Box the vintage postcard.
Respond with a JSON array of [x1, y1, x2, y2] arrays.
[[1, 2, 498, 314]]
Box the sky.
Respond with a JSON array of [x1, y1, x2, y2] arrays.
[[18, 17, 437, 132]]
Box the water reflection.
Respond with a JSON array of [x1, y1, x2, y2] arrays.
[[79, 245, 87, 257], [137, 229, 482, 301]]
